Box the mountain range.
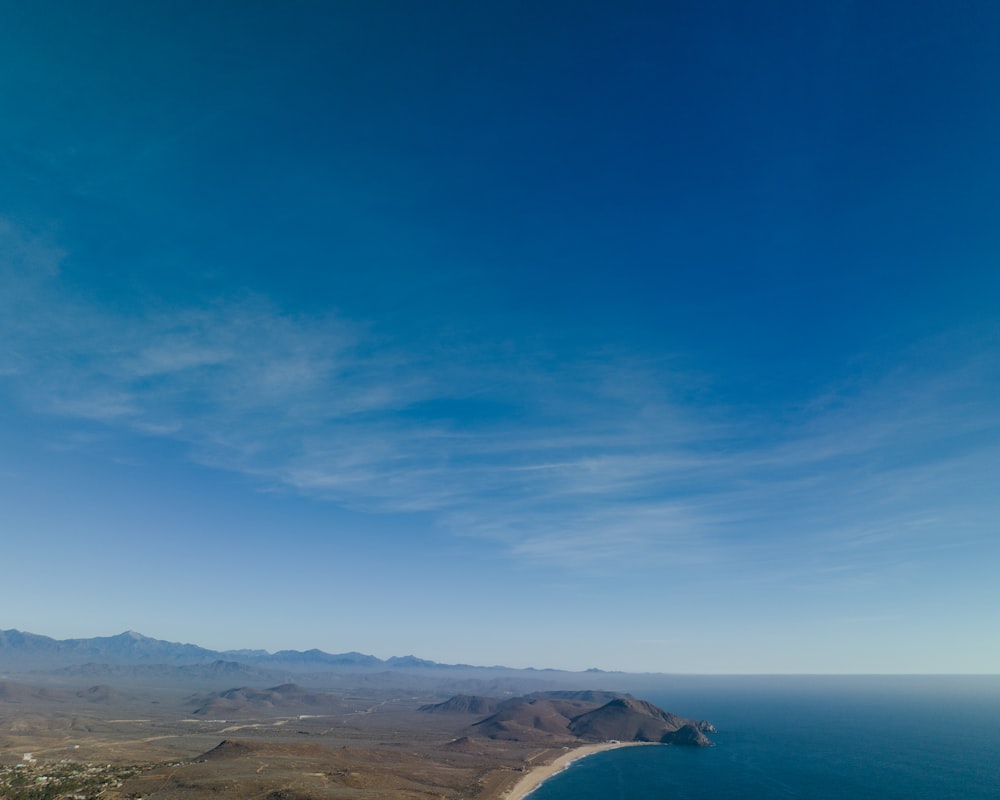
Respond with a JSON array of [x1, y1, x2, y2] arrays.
[[0, 629, 461, 671], [0, 629, 597, 671], [0, 628, 626, 696]]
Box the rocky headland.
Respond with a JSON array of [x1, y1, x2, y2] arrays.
[[422, 689, 714, 746]]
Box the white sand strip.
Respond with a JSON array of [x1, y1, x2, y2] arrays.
[[504, 742, 653, 800]]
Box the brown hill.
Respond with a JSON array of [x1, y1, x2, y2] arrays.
[[419, 694, 503, 715], [569, 697, 709, 744], [0, 680, 70, 703], [470, 697, 582, 743], [75, 684, 129, 704], [191, 683, 342, 717], [200, 739, 265, 760], [469, 692, 713, 746], [471, 695, 627, 743]]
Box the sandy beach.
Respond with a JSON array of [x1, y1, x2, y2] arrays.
[[503, 742, 652, 800]]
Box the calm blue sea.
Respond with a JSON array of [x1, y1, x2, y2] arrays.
[[528, 677, 1000, 800]]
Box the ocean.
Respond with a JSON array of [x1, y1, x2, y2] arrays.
[[528, 676, 1000, 800]]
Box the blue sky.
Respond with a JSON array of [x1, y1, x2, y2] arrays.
[[1, 1, 998, 673]]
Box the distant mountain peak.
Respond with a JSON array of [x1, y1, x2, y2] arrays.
[[386, 655, 439, 668]]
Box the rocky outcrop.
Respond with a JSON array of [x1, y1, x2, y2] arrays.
[[661, 723, 713, 746]]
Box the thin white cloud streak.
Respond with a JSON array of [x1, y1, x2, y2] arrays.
[[2, 219, 998, 576]]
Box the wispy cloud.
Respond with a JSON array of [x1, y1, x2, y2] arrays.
[[2, 219, 998, 578]]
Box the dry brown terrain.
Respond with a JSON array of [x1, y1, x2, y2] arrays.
[[0, 633, 713, 800], [0, 683, 578, 800]]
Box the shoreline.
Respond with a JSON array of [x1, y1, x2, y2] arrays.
[[503, 742, 653, 800]]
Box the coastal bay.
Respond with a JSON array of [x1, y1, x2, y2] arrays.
[[519, 680, 1000, 800], [503, 743, 652, 800]]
